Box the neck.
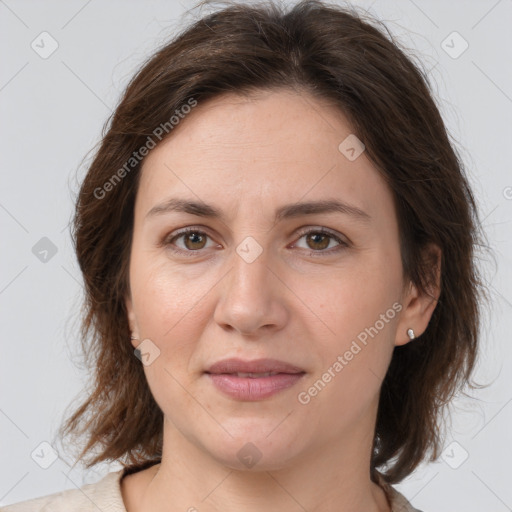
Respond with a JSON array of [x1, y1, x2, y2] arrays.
[[134, 418, 390, 512]]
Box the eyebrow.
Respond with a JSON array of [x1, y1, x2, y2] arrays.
[[145, 198, 371, 223]]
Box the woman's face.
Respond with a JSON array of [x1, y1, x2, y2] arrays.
[[126, 89, 420, 470]]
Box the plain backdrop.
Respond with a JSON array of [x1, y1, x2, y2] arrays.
[[1, 0, 511, 510]]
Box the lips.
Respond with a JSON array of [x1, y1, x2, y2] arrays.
[[205, 357, 305, 376], [205, 358, 306, 400]]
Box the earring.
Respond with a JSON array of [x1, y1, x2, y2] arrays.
[[130, 334, 139, 341], [407, 328, 415, 340]]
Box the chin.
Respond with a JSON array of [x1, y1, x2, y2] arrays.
[[199, 423, 305, 472], [212, 446, 301, 473]]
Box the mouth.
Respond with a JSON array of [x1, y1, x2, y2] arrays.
[[204, 358, 306, 400], [223, 371, 285, 378], [205, 357, 306, 375]]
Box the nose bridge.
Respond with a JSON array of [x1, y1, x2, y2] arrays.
[[228, 237, 273, 306], [214, 236, 285, 334]]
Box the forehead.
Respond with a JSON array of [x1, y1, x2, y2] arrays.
[[136, 89, 394, 224], [148, 89, 351, 164]]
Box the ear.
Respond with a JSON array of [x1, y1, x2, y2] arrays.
[[395, 243, 441, 346], [125, 294, 140, 349]]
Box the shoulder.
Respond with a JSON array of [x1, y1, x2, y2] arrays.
[[375, 471, 424, 512], [1, 469, 127, 512], [386, 485, 424, 512]]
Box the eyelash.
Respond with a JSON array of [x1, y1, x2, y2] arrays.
[[161, 226, 349, 258]]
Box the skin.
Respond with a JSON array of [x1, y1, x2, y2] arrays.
[[122, 88, 440, 512]]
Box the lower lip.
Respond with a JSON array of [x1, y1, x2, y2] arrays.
[[206, 373, 305, 400]]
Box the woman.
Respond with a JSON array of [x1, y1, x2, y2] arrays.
[[3, 1, 485, 511]]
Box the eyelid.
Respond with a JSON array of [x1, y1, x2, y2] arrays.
[[162, 225, 349, 255], [293, 226, 349, 245], [161, 226, 219, 253]]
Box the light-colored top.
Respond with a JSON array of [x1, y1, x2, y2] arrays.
[[1, 468, 422, 511]]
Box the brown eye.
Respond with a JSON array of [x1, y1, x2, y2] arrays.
[[181, 231, 207, 250], [305, 232, 331, 250], [163, 226, 348, 258], [164, 228, 215, 255], [294, 228, 348, 255]]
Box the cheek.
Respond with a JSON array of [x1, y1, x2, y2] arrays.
[[133, 268, 205, 415], [129, 260, 212, 404], [130, 254, 209, 336], [300, 287, 398, 423], [315, 257, 401, 339], [303, 252, 401, 387]]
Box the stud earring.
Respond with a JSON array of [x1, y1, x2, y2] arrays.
[[407, 328, 415, 340], [130, 334, 139, 341]]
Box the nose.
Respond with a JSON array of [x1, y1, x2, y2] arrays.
[[213, 245, 289, 337]]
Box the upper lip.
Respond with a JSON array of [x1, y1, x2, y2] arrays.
[[205, 358, 305, 374]]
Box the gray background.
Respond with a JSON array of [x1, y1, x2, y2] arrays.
[[1, 0, 511, 510]]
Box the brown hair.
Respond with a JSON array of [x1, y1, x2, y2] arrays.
[[60, 0, 487, 484]]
